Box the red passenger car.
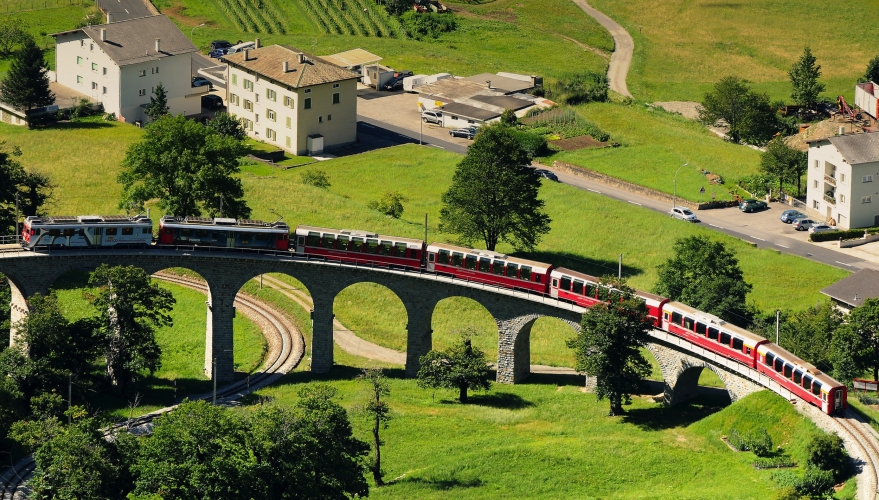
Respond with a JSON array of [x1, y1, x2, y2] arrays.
[[425, 243, 552, 293], [293, 225, 424, 269], [756, 343, 847, 414], [661, 302, 767, 367]]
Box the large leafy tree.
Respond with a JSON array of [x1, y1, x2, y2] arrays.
[[417, 331, 491, 403], [87, 265, 174, 389], [208, 111, 246, 140], [832, 298, 879, 383], [760, 136, 808, 196], [862, 55, 879, 84], [143, 82, 169, 122], [439, 123, 551, 251], [118, 114, 250, 218], [567, 278, 653, 416], [358, 367, 391, 487], [778, 301, 841, 373], [698, 76, 778, 145], [654, 236, 753, 326], [789, 47, 825, 110], [0, 17, 30, 56], [0, 143, 53, 235], [0, 35, 54, 119]]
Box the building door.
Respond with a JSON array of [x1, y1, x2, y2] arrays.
[[826, 206, 833, 222], [875, 214, 879, 226]]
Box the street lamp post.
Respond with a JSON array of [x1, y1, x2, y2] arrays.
[[673, 162, 689, 208], [190, 23, 205, 42]]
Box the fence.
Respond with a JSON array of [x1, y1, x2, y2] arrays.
[[1, 0, 88, 12]]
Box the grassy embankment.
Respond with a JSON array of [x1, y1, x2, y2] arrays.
[[590, 0, 877, 103]]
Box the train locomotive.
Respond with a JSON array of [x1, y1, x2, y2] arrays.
[[19, 215, 848, 414]]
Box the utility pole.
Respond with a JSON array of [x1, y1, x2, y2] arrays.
[[424, 213, 428, 243], [14, 191, 19, 243], [212, 357, 217, 404], [775, 310, 780, 344], [68, 373, 72, 424], [618, 254, 622, 279]]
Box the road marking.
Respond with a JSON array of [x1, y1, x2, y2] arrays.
[[587, 188, 602, 194], [124, 8, 128, 12], [627, 201, 642, 206], [750, 236, 765, 241], [835, 261, 853, 267], [775, 243, 790, 248], [708, 224, 723, 229], [430, 145, 444, 149]]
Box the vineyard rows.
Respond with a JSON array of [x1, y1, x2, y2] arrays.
[[297, 0, 406, 38], [207, 0, 286, 34]]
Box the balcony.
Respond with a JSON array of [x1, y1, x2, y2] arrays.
[[824, 174, 836, 186], [823, 194, 836, 205]]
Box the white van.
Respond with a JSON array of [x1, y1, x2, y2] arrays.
[[226, 41, 255, 55]]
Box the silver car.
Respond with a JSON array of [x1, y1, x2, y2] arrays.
[[792, 218, 817, 231], [669, 207, 697, 222]]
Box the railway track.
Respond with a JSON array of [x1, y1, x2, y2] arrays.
[[0, 273, 304, 499], [835, 410, 879, 500]]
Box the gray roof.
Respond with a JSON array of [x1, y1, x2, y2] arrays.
[[820, 268, 879, 308], [441, 102, 500, 121], [461, 72, 536, 94], [821, 133, 879, 165], [51, 15, 197, 67], [468, 94, 532, 111]]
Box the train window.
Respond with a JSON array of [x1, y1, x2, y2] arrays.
[[572, 280, 584, 294], [492, 261, 504, 275], [106, 228, 118, 236], [521, 266, 532, 281], [732, 338, 743, 351], [765, 352, 774, 366], [774, 358, 783, 373], [560, 276, 571, 290], [664, 312, 669, 321], [506, 263, 518, 278], [351, 237, 364, 251], [683, 317, 695, 330], [196, 229, 208, 238], [720, 332, 731, 345], [464, 255, 477, 270], [213, 231, 226, 241], [708, 327, 719, 340], [812, 382, 822, 396], [254, 233, 268, 241], [452, 252, 463, 266], [119, 227, 132, 236], [48, 228, 60, 236], [143, 227, 151, 234], [322, 234, 336, 249], [298, 236, 305, 245], [672, 312, 682, 324], [783, 364, 793, 378], [695, 322, 706, 335], [479, 257, 491, 272], [366, 239, 379, 253], [585, 284, 596, 297], [395, 243, 408, 257], [535, 274, 542, 283], [240, 233, 252, 244], [793, 370, 803, 384], [802, 375, 813, 390], [93, 228, 102, 235], [64, 228, 76, 236], [552, 279, 558, 287], [307, 232, 320, 246], [379, 241, 392, 255], [746, 347, 751, 355], [337, 235, 349, 249], [438, 250, 450, 264]]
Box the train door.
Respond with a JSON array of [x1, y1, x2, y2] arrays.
[[91, 227, 102, 246], [833, 388, 845, 412]]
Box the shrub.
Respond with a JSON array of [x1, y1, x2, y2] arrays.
[[555, 71, 609, 104], [728, 427, 748, 451], [796, 466, 834, 498], [400, 11, 456, 40], [858, 394, 879, 405], [511, 129, 549, 158], [749, 428, 774, 457], [300, 169, 331, 189], [809, 228, 867, 243], [738, 174, 774, 197], [754, 456, 796, 469], [524, 108, 610, 141], [368, 191, 407, 218], [805, 433, 848, 482]]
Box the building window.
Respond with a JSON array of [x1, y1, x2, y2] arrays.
[[865, 175, 873, 183], [333, 83, 340, 88], [244, 100, 253, 111], [814, 160, 819, 169], [327, 114, 331, 121], [304, 97, 311, 109], [284, 96, 293, 108], [863, 196, 873, 204], [840, 194, 846, 204], [91, 62, 97, 72], [286, 136, 291, 147], [80, 40, 84, 47], [318, 116, 323, 123], [90, 43, 93, 51], [840, 173, 846, 183], [139, 89, 146, 96], [255, 113, 259, 123], [244, 79, 253, 91], [266, 128, 276, 140], [91, 82, 97, 90], [139, 70, 146, 77], [77, 56, 83, 65], [286, 116, 291, 128], [813, 180, 818, 189], [76, 75, 83, 84], [332, 92, 340, 104], [102, 86, 107, 94], [102, 67, 107, 75], [813, 200, 819, 209], [304, 88, 311, 93], [246, 119, 253, 131], [267, 109, 276, 121], [232, 74, 238, 85], [267, 89, 276, 101]]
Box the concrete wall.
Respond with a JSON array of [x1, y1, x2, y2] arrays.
[[55, 32, 117, 111]]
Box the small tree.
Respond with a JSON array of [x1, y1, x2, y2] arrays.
[[207, 111, 245, 140], [499, 108, 519, 127], [417, 331, 491, 404], [368, 191, 407, 218], [358, 367, 391, 487], [0, 35, 55, 121], [300, 169, 331, 189], [789, 47, 825, 110], [862, 55, 879, 84], [832, 297, 879, 383], [567, 278, 653, 416], [698, 76, 778, 145], [760, 136, 808, 196], [805, 433, 848, 482], [143, 82, 169, 122], [0, 18, 30, 56]]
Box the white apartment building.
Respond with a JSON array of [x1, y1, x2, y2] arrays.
[[223, 44, 359, 155], [806, 132, 879, 229], [51, 15, 200, 124]]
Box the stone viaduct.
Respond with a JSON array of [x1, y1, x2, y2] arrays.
[[0, 248, 796, 406]]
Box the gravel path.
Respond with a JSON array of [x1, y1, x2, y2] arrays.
[[570, 0, 633, 98]]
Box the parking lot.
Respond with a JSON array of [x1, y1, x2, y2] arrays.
[[356, 85, 474, 148], [705, 203, 815, 243]]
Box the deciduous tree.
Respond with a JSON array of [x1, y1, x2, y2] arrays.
[[439, 123, 551, 251], [417, 331, 491, 403], [862, 55, 879, 84], [789, 47, 825, 110], [368, 191, 407, 218], [358, 367, 392, 486], [760, 136, 808, 196], [142, 82, 169, 122], [0, 35, 54, 120], [778, 301, 841, 373], [0, 143, 53, 235], [832, 298, 879, 383], [208, 111, 246, 140], [0, 18, 30, 56], [654, 236, 753, 326], [118, 114, 250, 218], [698, 76, 778, 145], [87, 265, 174, 389], [567, 278, 653, 416]]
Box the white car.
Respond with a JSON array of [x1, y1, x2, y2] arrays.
[[669, 207, 697, 222], [808, 224, 836, 234], [421, 110, 442, 124]]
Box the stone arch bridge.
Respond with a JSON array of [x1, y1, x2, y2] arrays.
[[0, 249, 801, 406]]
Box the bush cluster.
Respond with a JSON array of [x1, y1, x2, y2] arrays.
[[525, 108, 610, 142], [728, 427, 773, 456], [400, 11, 456, 40], [754, 456, 797, 469], [553, 71, 609, 105], [809, 228, 869, 242]]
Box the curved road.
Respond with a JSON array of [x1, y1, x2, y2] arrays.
[[571, 0, 634, 98]]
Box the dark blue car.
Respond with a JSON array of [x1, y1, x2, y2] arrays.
[[780, 209, 806, 223]]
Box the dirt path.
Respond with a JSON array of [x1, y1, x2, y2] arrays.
[[570, 0, 633, 98]]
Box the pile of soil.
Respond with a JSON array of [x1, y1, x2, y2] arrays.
[[784, 117, 866, 151], [552, 135, 608, 151]]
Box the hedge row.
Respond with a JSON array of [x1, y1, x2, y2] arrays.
[[810, 228, 870, 242]]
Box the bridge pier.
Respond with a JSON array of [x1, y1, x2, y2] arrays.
[[204, 289, 235, 382], [7, 277, 28, 347], [310, 293, 335, 374], [497, 314, 581, 384], [404, 299, 436, 378]]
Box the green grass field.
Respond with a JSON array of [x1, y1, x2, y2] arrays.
[[589, 0, 877, 103]]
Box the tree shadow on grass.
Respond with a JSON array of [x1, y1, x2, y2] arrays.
[[519, 372, 585, 387], [515, 250, 645, 281], [396, 476, 483, 490], [43, 120, 115, 131], [621, 388, 731, 431], [272, 365, 409, 387], [435, 392, 534, 410]]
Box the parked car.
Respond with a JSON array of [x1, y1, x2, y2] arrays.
[[669, 207, 698, 222], [739, 198, 767, 213], [534, 169, 559, 182], [192, 76, 213, 90], [201, 94, 224, 110], [808, 224, 836, 234], [209, 47, 229, 59], [210, 40, 232, 52], [792, 218, 817, 231], [382, 79, 403, 91], [421, 110, 442, 124], [449, 126, 477, 139], [780, 210, 807, 223]]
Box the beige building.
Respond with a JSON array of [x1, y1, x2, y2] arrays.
[[51, 15, 202, 125], [806, 133, 879, 229], [223, 44, 360, 155]]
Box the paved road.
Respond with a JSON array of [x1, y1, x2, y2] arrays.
[[357, 116, 467, 154], [98, 0, 154, 22], [571, 0, 633, 98]]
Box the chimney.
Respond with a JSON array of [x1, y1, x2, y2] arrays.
[[106, 12, 112, 23], [839, 126, 846, 136], [297, 53, 306, 64], [155, 38, 161, 53], [283, 61, 288, 73], [255, 38, 260, 49], [244, 49, 250, 61], [100, 28, 106, 42]]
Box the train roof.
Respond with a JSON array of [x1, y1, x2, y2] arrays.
[[161, 216, 289, 230], [756, 343, 841, 386], [551, 267, 667, 304], [426, 242, 552, 270], [296, 225, 424, 246], [25, 215, 152, 224], [663, 301, 767, 344]]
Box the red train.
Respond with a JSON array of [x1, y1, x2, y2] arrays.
[[22, 216, 848, 414]]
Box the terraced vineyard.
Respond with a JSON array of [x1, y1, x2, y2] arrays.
[[298, 0, 407, 37], [205, 0, 287, 34]]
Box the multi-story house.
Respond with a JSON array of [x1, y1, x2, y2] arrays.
[[806, 132, 879, 229], [51, 15, 201, 124], [223, 44, 359, 155]]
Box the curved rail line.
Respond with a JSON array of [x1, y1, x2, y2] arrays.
[[0, 273, 304, 499], [835, 410, 879, 499]]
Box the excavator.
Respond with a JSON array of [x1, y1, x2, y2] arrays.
[[837, 95, 861, 121]]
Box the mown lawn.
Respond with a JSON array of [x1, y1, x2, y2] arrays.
[[589, 0, 876, 102]]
